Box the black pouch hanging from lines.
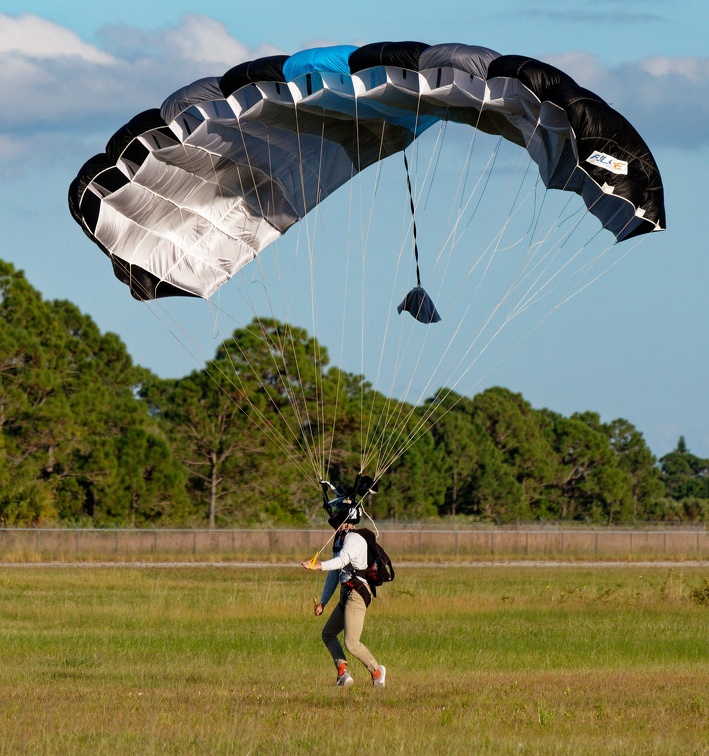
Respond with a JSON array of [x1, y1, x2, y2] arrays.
[[397, 152, 442, 324], [397, 285, 441, 323]]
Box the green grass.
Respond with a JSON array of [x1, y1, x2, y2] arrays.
[[0, 565, 708, 754]]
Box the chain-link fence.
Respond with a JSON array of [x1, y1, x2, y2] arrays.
[[1, 525, 707, 561]]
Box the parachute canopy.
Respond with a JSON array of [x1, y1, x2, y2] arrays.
[[68, 41, 665, 302]]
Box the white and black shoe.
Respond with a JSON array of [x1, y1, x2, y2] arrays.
[[336, 671, 354, 688]]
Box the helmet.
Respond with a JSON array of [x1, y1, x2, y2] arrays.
[[353, 474, 378, 497], [323, 495, 362, 529]]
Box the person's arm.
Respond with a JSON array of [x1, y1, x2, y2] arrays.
[[302, 532, 363, 572], [320, 569, 339, 604], [315, 569, 340, 614], [313, 534, 368, 571], [318, 551, 348, 571], [303, 550, 349, 572]]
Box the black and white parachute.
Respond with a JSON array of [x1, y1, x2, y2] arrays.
[[68, 41, 665, 303]]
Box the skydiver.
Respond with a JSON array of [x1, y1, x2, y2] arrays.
[[301, 479, 386, 689]]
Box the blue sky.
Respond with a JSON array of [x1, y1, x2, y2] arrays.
[[1, 0, 708, 459]]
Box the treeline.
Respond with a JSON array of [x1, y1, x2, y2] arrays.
[[1, 260, 707, 527]]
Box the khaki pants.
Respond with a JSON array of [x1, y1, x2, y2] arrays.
[[321, 585, 378, 673]]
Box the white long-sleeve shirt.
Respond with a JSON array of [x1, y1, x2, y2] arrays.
[[319, 530, 369, 605]]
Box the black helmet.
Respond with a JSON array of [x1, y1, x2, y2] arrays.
[[353, 474, 378, 497], [323, 495, 362, 529]]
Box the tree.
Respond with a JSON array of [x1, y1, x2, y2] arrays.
[[428, 394, 481, 516], [544, 413, 634, 522], [108, 428, 189, 526], [603, 418, 664, 519], [146, 371, 246, 527], [145, 319, 327, 526], [373, 412, 445, 521], [467, 388, 559, 519], [659, 438, 709, 502], [2, 261, 705, 526], [0, 261, 187, 525]]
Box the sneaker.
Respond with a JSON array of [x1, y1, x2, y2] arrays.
[[336, 671, 354, 688], [372, 665, 386, 688]]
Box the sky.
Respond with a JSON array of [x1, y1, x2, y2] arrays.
[[1, 0, 708, 459]]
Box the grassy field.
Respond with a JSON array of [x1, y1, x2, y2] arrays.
[[0, 564, 707, 754]]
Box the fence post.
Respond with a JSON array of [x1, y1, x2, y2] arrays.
[[192, 527, 197, 555]]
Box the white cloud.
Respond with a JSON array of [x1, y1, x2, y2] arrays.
[[639, 55, 708, 82], [545, 51, 709, 149], [0, 14, 284, 175], [97, 14, 283, 69], [162, 15, 251, 66], [0, 14, 115, 64]]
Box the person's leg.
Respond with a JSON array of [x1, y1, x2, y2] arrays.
[[321, 595, 346, 668], [342, 589, 380, 675]]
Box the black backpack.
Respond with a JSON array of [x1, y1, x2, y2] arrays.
[[353, 527, 395, 597]]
